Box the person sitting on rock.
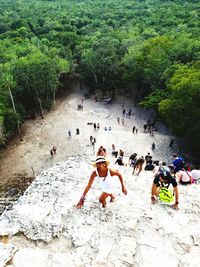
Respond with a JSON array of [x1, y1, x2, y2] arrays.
[[76, 156, 127, 208], [145, 152, 152, 165], [151, 167, 179, 210], [175, 169, 192, 185], [115, 156, 124, 166], [172, 154, 184, 173]]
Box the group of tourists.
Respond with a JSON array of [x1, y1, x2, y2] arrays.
[[76, 146, 200, 210]]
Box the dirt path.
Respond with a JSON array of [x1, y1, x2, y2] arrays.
[[0, 82, 176, 193]]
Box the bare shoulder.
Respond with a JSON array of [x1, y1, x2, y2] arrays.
[[109, 168, 121, 176], [91, 170, 97, 178]]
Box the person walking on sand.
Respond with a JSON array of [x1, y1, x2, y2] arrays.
[[50, 149, 54, 159], [76, 156, 127, 208], [152, 142, 155, 150], [68, 130, 71, 137], [52, 146, 57, 155]]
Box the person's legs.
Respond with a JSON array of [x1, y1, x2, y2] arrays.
[[138, 164, 143, 175], [99, 192, 113, 207], [110, 194, 115, 202], [133, 164, 138, 174]]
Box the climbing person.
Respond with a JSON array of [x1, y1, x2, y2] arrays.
[[129, 153, 137, 167], [133, 157, 145, 175], [91, 139, 95, 151], [90, 136, 93, 144], [121, 118, 124, 125], [96, 147, 107, 157], [119, 149, 124, 158], [76, 128, 80, 135], [151, 167, 179, 210], [132, 126, 136, 134], [122, 109, 126, 117], [93, 123, 97, 130], [76, 156, 127, 208], [117, 117, 120, 124]]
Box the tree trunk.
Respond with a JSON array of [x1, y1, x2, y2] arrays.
[[53, 91, 56, 110], [8, 87, 23, 141], [36, 91, 44, 119]]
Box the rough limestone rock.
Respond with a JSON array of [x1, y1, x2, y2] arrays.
[[0, 155, 200, 267]]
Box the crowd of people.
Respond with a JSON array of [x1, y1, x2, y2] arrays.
[[76, 144, 200, 210], [52, 96, 199, 211]]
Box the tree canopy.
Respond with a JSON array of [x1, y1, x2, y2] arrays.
[[0, 0, 199, 156]]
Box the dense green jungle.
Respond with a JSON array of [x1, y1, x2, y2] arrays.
[[0, 0, 199, 158]]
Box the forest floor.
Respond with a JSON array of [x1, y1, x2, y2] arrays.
[[0, 82, 177, 211]]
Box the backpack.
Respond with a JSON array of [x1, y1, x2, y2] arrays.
[[159, 188, 174, 203]]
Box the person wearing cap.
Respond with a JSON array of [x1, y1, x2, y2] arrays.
[[76, 156, 127, 208], [151, 167, 179, 209]]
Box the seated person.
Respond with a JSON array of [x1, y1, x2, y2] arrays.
[[172, 154, 184, 173], [151, 167, 179, 210], [115, 156, 124, 166], [119, 149, 124, 158], [190, 169, 200, 183], [111, 144, 118, 158], [145, 152, 152, 165], [144, 152, 154, 171], [176, 169, 192, 185]]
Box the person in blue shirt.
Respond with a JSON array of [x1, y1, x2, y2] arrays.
[[172, 154, 184, 173]]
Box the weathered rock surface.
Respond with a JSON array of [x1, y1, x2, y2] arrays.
[[0, 155, 200, 267]]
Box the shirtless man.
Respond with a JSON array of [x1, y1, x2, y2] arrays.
[[76, 156, 127, 208]]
